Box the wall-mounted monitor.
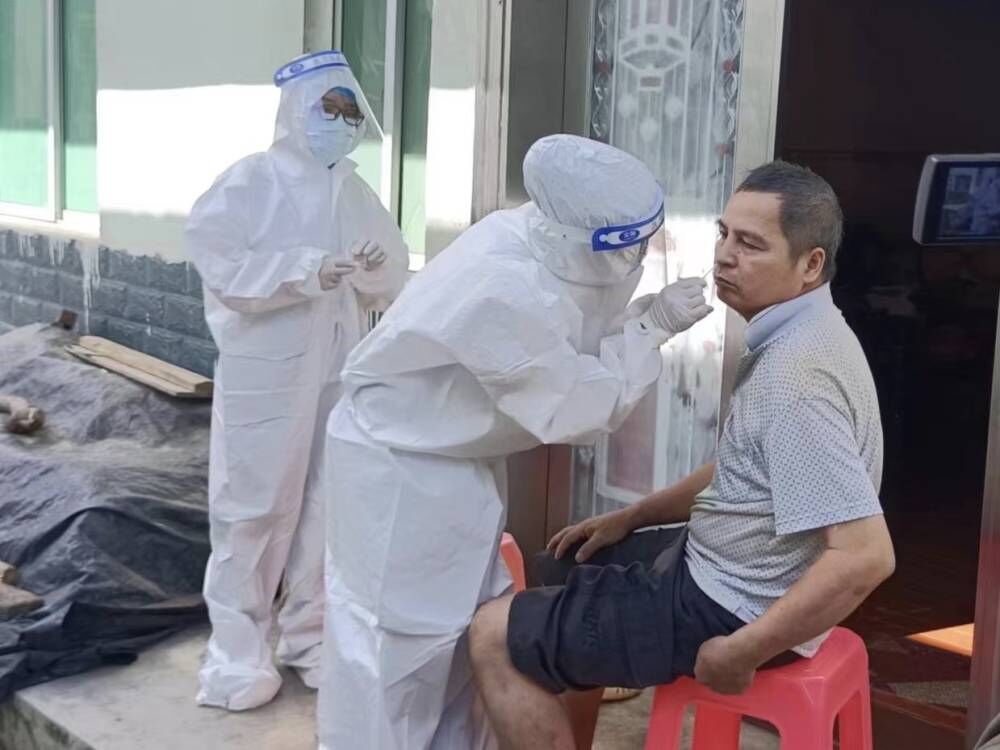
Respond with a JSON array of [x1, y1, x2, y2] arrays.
[[913, 154, 1000, 245]]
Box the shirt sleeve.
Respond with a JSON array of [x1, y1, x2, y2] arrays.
[[763, 397, 883, 535]]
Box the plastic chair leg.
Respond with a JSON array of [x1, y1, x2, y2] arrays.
[[691, 704, 742, 750], [500, 533, 526, 592], [837, 687, 874, 750], [643, 695, 688, 750], [776, 719, 835, 750]]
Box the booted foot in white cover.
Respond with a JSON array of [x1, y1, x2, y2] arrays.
[[196, 663, 282, 711]]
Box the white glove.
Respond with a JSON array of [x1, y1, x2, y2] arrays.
[[637, 277, 713, 338], [352, 240, 387, 271], [318, 257, 355, 290]]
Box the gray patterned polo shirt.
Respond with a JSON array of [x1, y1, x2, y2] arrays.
[[684, 283, 884, 656]]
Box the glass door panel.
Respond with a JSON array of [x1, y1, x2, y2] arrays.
[[572, 0, 747, 520], [341, 0, 387, 197]]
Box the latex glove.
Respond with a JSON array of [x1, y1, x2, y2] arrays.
[[637, 277, 712, 338], [352, 240, 387, 271], [318, 257, 355, 290]]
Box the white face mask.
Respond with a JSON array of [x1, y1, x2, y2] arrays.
[[306, 105, 356, 166]]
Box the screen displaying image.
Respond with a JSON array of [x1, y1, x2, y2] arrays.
[[939, 165, 1000, 239]]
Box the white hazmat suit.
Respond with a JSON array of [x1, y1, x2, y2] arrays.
[[186, 51, 408, 711], [317, 134, 710, 747]]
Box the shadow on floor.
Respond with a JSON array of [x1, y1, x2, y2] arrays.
[[594, 689, 780, 750]]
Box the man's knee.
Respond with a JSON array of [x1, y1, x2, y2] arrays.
[[469, 595, 514, 671]]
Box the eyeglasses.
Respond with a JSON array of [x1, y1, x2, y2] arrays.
[[321, 96, 365, 128]]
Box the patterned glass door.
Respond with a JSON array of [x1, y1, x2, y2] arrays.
[[572, 0, 747, 520]]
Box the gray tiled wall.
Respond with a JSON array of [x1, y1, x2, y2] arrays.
[[0, 229, 217, 376]]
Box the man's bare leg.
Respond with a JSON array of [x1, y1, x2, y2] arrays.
[[563, 688, 603, 749], [469, 595, 576, 750]]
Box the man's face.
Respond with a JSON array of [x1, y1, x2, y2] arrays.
[[713, 191, 824, 320]]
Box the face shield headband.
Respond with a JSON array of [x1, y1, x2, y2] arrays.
[[274, 50, 350, 87], [536, 186, 665, 253]]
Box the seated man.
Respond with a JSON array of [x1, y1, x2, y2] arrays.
[[469, 160, 896, 750]]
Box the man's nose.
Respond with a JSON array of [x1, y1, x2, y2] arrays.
[[715, 237, 737, 267]]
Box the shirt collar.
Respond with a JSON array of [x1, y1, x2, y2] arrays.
[[744, 283, 833, 352]]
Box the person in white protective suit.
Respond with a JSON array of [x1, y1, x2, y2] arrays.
[[317, 133, 712, 748], [186, 50, 408, 712]]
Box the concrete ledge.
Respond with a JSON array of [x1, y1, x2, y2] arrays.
[[0, 628, 315, 750]]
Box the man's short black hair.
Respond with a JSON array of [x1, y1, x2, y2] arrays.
[[736, 161, 843, 281]]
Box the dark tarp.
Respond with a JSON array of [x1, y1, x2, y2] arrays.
[[0, 324, 211, 700]]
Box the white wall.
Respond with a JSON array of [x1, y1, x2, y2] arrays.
[[423, 0, 481, 258], [96, 0, 305, 261]]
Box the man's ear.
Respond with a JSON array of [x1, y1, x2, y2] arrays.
[[803, 246, 826, 284]]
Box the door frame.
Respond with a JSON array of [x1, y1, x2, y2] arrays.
[[970, 303, 1000, 747]]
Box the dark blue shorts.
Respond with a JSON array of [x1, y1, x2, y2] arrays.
[[506, 527, 747, 694]]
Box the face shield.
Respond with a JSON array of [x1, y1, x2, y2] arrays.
[[304, 86, 367, 167], [522, 134, 664, 286], [527, 184, 665, 285], [544, 189, 663, 264], [272, 51, 382, 166]]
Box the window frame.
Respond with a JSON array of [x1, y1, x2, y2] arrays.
[[334, 0, 427, 272], [0, 0, 95, 230]]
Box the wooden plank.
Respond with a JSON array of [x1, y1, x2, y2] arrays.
[[77, 336, 213, 396], [66, 346, 207, 399], [78, 335, 207, 387], [907, 623, 975, 657], [77, 336, 212, 395], [0, 582, 43, 620], [67, 346, 194, 398]]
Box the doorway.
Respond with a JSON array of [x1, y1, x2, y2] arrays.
[[776, 1, 1000, 747]]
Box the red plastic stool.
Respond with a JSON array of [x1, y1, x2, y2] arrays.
[[644, 627, 872, 750], [500, 532, 526, 592]]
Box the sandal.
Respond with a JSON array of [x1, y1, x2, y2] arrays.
[[601, 687, 642, 702]]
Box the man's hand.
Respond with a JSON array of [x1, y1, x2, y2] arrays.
[[547, 508, 635, 563], [694, 636, 757, 695]]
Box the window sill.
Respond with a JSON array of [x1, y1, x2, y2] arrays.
[[0, 211, 100, 242]]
